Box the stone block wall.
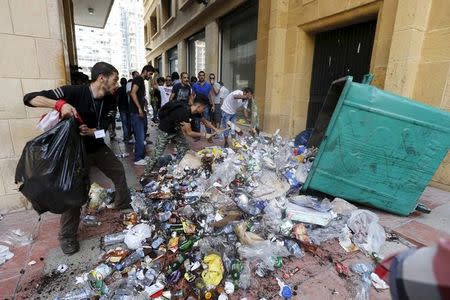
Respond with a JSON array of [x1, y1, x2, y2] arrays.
[[0, 0, 68, 213]]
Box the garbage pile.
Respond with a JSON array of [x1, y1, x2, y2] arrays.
[[59, 132, 388, 299]]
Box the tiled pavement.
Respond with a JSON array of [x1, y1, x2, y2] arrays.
[[0, 122, 448, 299]]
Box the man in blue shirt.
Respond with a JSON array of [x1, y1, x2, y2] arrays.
[[192, 71, 214, 140]]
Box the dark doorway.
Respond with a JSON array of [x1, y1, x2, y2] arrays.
[[307, 20, 377, 128]]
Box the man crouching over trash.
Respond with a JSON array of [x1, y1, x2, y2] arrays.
[[23, 62, 131, 255], [141, 94, 219, 185]]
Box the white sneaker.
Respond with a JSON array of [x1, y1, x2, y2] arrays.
[[134, 159, 147, 166], [128, 138, 135, 144], [144, 141, 147, 145], [144, 156, 150, 161]]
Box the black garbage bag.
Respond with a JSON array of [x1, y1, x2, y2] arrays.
[[15, 117, 90, 214]]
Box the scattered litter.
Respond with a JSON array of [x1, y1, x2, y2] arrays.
[[0, 245, 14, 265], [370, 272, 389, 290], [28, 260, 36, 266], [0, 229, 33, 246], [57, 264, 68, 273]]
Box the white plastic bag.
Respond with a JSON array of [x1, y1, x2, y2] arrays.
[[347, 210, 385, 254], [124, 224, 152, 250], [37, 110, 60, 132]]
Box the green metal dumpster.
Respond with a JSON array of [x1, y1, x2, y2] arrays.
[[302, 76, 450, 216]]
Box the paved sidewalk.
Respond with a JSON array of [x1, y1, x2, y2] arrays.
[[0, 122, 448, 299]]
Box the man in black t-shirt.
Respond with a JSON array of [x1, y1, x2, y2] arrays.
[[129, 65, 155, 165], [142, 94, 219, 180], [23, 62, 131, 255], [169, 72, 192, 104], [117, 77, 131, 142]]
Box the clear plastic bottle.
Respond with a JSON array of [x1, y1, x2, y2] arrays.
[[284, 240, 304, 258], [102, 231, 126, 246], [115, 248, 145, 271]]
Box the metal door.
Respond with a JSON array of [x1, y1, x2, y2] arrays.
[[307, 20, 377, 128]]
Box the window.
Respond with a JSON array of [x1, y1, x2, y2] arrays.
[[154, 56, 162, 74], [144, 24, 148, 44], [162, 0, 175, 25], [220, 0, 258, 90], [187, 30, 205, 77], [167, 46, 178, 74], [150, 8, 158, 37]]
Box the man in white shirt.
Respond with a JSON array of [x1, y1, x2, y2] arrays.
[[161, 75, 173, 107], [220, 87, 253, 147]]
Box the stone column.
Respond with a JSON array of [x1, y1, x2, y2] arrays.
[[161, 51, 169, 76], [205, 21, 219, 76], [384, 0, 432, 97], [177, 40, 187, 73]]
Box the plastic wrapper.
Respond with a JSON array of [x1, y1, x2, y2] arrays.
[[208, 155, 240, 187], [273, 143, 291, 170], [252, 171, 290, 200], [238, 240, 290, 270], [0, 245, 14, 265], [0, 229, 33, 246], [347, 210, 386, 254], [307, 216, 348, 245], [286, 202, 336, 226], [289, 195, 332, 212], [331, 197, 358, 215], [36, 110, 60, 132], [261, 200, 283, 234], [88, 183, 109, 210], [238, 261, 252, 290], [350, 263, 374, 300], [124, 224, 152, 250], [295, 162, 312, 184], [235, 222, 264, 245], [201, 253, 224, 288], [15, 117, 89, 214]]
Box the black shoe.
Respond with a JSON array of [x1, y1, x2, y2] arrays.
[[115, 201, 132, 210], [224, 141, 229, 148], [60, 239, 79, 255]]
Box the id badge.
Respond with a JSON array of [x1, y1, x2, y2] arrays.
[[94, 129, 106, 139]]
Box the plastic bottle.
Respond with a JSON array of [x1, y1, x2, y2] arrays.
[[102, 231, 126, 246], [179, 236, 201, 252], [144, 268, 158, 285], [166, 255, 186, 275], [284, 240, 304, 258], [276, 277, 293, 299], [115, 248, 144, 271], [230, 259, 243, 280], [59, 287, 94, 300], [235, 194, 261, 215], [157, 211, 171, 222]]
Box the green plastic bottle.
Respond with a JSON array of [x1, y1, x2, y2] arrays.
[[179, 236, 201, 252], [166, 255, 186, 275]]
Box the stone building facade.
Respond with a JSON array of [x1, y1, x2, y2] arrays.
[[144, 0, 450, 190]]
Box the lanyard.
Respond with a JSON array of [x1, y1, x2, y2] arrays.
[[89, 86, 103, 129]]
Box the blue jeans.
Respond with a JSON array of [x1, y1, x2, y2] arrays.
[[119, 111, 131, 141], [131, 113, 145, 161], [202, 105, 212, 133], [221, 111, 236, 138]]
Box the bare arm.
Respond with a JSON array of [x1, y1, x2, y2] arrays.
[[181, 122, 206, 138], [169, 92, 176, 101], [28, 96, 79, 119], [200, 118, 218, 132], [130, 84, 144, 117]]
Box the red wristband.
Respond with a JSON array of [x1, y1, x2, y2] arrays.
[[54, 99, 66, 112]]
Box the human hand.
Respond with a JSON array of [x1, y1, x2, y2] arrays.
[[138, 109, 144, 118], [205, 133, 214, 140], [60, 103, 79, 119], [211, 105, 215, 112], [79, 124, 95, 136]]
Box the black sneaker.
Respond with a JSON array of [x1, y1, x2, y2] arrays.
[[60, 239, 79, 255]]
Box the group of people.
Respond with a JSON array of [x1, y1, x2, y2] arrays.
[[22, 61, 256, 255]]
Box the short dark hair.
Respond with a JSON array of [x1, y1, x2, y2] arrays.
[[193, 93, 209, 106], [180, 72, 188, 79], [120, 77, 127, 86], [243, 87, 254, 94], [141, 64, 155, 74], [131, 71, 139, 77], [190, 76, 197, 83], [157, 77, 165, 85], [198, 71, 205, 76], [209, 73, 215, 78], [171, 72, 180, 80], [91, 62, 118, 81]]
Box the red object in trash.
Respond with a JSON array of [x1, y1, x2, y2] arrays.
[[335, 262, 350, 277]]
